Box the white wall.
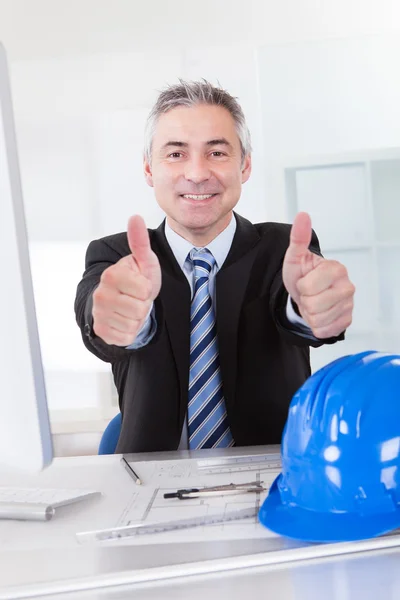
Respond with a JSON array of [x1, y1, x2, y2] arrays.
[[1, 0, 400, 59], [1, 0, 400, 455], [257, 35, 400, 221]]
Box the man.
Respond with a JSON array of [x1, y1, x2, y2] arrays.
[[75, 80, 355, 453]]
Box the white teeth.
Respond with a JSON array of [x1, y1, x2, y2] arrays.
[[182, 194, 214, 200]]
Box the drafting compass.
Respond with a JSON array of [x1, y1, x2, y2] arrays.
[[163, 480, 266, 500]]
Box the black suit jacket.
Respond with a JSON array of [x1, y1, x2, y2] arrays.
[[75, 213, 344, 453]]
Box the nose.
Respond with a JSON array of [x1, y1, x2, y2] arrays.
[[184, 156, 211, 184]]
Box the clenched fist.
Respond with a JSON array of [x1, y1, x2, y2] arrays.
[[92, 215, 161, 346], [282, 212, 355, 339]]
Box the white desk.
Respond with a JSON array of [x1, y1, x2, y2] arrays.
[[1, 446, 400, 600]]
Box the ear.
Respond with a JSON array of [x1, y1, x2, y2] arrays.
[[241, 154, 252, 184], [143, 156, 154, 187]]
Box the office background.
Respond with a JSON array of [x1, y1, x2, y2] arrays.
[[0, 0, 399, 455]]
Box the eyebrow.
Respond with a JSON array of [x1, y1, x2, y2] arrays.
[[206, 138, 233, 149], [161, 141, 188, 150], [160, 138, 234, 152]]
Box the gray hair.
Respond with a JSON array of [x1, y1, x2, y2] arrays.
[[144, 79, 252, 166]]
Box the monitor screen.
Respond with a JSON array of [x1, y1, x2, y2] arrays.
[[0, 43, 53, 471]]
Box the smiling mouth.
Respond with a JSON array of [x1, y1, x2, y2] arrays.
[[180, 194, 218, 200]]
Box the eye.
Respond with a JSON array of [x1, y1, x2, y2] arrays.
[[168, 152, 183, 158], [210, 151, 226, 157]]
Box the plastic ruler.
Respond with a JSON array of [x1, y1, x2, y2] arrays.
[[196, 454, 281, 473], [77, 507, 258, 543]]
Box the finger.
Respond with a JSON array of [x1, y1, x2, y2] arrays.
[[302, 298, 354, 332], [118, 271, 153, 300], [100, 268, 152, 300], [112, 294, 152, 321], [127, 215, 152, 274], [93, 322, 139, 347], [95, 307, 148, 332], [93, 312, 137, 335], [300, 283, 355, 315], [285, 212, 312, 264], [297, 260, 349, 296], [310, 312, 353, 340], [94, 304, 150, 327]]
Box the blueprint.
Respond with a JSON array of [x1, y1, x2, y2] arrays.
[[108, 455, 281, 545]]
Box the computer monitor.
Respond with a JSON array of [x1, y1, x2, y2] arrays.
[[0, 43, 53, 471]]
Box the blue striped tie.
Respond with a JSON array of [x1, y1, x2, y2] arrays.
[[188, 249, 234, 449]]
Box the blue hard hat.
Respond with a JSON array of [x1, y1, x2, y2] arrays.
[[259, 350, 400, 542]]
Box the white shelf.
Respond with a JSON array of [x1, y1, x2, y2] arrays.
[[376, 241, 400, 248], [370, 159, 400, 244], [324, 242, 400, 251], [322, 245, 372, 254], [285, 149, 400, 369]]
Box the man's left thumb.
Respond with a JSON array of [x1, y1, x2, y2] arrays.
[[285, 212, 312, 265]]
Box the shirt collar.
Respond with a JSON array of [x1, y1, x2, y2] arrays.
[[164, 214, 237, 270]]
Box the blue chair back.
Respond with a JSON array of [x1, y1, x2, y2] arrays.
[[98, 413, 122, 455]]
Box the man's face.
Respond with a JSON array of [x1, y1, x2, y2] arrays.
[[144, 104, 251, 242]]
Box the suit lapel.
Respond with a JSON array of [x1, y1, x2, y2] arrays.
[[152, 222, 191, 426], [216, 214, 260, 412]]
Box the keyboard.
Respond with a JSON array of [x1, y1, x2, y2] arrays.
[[0, 487, 101, 521]]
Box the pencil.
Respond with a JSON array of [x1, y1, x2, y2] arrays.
[[121, 457, 142, 485]]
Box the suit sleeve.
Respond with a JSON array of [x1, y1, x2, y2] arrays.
[[74, 237, 161, 363], [269, 229, 345, 348]]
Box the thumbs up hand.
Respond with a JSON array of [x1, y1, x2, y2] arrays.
[[92, 215, 162, 346], [282, 213, 355, 339]]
